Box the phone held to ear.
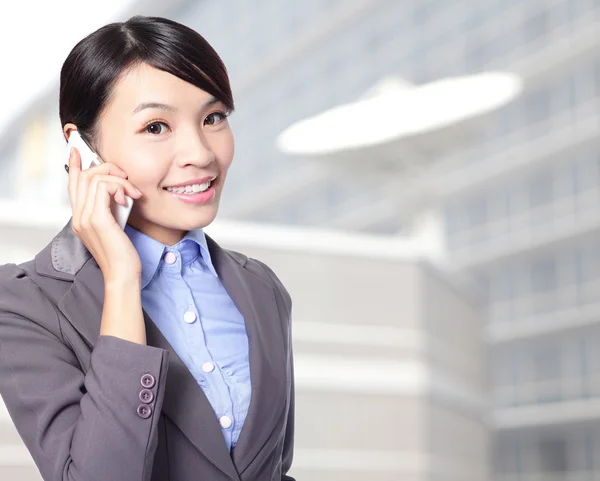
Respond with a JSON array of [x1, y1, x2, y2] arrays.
[[67, 131, 133, 230]]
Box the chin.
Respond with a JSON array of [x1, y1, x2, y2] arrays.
[[131, 200, 220, 236], [175, 207, 219, 231]]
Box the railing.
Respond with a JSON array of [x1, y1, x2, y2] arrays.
[[493, 378, 600, 408], [495, 470, 600, 481], [488, 280, 600, 332]]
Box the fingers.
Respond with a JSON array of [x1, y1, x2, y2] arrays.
[[92, 181, 126, 229], [67, 148, 128, 211], [90, 181, 122, 228], [78, 175, 142, 230], [68, 150, 141, 233], [67, 148, 81, 210]]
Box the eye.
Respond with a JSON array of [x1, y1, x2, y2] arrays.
[[204, 111, 229, 126], [144, 121, 169, 135]]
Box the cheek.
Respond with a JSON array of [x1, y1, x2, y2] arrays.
[[112, 145, 170, 190], [215, 131, 235, 172], [96, 118, 169, 192]]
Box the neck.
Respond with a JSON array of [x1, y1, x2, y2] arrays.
[[127, 217, 187, 246]]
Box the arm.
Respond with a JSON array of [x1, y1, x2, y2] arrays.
[[0, 267, 168, 481], [281, 347, 296, 481]]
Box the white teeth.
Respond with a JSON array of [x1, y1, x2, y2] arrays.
[[166, 181, 212, 194]]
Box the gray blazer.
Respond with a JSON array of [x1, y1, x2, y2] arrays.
[[0, 221, 295, 481]]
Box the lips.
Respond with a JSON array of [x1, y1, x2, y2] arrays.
[[165, 181, 216, 205], [163, 176, 217, 189]]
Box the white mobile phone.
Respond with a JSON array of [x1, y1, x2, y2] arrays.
[[67, 130, 133, 230]]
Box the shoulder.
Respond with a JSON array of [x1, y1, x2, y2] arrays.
[[223, 247, 292, 313], [0, 261, 63, 338], [0, 260, 38, 301]]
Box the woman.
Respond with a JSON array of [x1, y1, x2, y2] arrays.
[[0, 15, 295, 481]]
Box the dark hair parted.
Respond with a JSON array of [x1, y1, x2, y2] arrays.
[[59, 15, 234, 145]]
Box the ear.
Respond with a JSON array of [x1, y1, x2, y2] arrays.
[[63, 123, 78, 141]]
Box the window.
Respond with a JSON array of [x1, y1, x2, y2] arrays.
[[523, 9, 548, 43], [467, 195, 487, 227], [579, 244, 600, 284], [493, 352, 515, 387], [489, 186, 510, 220], [558, 249, 583, 288], [534, 343, 562, 403], [575, 153, 599, 193], [573, 63, 596, 105], [531, 258, 556, 293], [525, 89, 551, 125], [556, 159, 578, 198], [528, 170, 554, 207], [491, 267, 512, 301], [444, 205, 465, 236], [494, 434, 520, 474], [539, 438, 567, 472]]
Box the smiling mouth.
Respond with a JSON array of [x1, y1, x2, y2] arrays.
[[163, 178, 216, 194]]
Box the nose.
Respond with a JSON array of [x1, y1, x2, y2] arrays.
[[176, 129, 215, 168]]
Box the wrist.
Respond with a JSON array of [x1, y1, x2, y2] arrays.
[[104, 275, 142, 293]]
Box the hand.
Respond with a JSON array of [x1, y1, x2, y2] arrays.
[[67, 146, 144, 285]]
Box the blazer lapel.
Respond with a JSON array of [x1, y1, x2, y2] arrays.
[[38, 222, 240, 481], [206, 237, 288, 475]]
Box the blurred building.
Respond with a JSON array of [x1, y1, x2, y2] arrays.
[[432, 5, 600, 481], [1, 1, 599, 481], [188, 2, 600, 479]]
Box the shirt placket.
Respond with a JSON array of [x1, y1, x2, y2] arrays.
[[173, 249, 237, 449]]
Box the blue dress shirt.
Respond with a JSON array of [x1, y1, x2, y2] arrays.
[[124, 225, 251, 452]]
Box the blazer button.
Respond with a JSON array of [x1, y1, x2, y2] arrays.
[[139, 389, 154, 404], [141, 373, 155, 389], [137, 404, 152, 419]]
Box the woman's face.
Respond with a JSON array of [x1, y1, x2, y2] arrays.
[[67, 62, 234, 245]]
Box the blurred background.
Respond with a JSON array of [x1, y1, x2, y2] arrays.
[[1, 0, 599, 480]]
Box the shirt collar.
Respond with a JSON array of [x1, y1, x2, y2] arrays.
[[124, 225, 218, 288]]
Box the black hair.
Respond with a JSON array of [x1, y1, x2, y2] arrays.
[[59, 15, 234, 146]]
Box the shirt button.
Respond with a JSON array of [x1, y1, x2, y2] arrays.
[[163, 252, 177, 265], [139, 389, 154, 404], [202, 362, 215, 373], [219, 415, 233, 429], [137, 404, 152, 419], [183, 311, 197, 324], [141, 373, 155, 389]]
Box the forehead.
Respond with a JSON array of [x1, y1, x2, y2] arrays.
[[108, 62, 214, 110]]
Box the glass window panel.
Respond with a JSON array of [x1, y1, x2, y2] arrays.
[[467, 195, 487, 227], [523, 8, 548, 43], [539, 438, 567, 472], [531, 257, 556, 292], [528, 170, 554, 207]]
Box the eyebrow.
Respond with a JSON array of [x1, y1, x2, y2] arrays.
[[132, 96, 220, 115]]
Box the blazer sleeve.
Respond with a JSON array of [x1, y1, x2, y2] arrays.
[[0, 264, 169, 481], [253, 260, 296, 481], [281, 347, 296, 481]]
